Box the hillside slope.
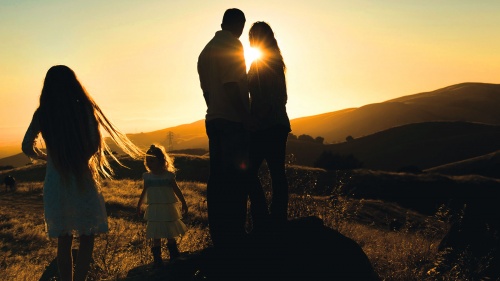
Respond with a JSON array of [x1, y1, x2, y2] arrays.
[[116, 82, 500, 151], [292, 121, 500, 171], [291, 82, 500, 143], [107, 119, 208, 153], [425, 150, 500, 179], [2, 82, 499, 168]]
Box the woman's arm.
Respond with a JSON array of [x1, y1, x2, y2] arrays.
[[22, 110, 47, 161]]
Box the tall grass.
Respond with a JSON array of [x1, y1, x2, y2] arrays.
[[0, 171, 462, 281]]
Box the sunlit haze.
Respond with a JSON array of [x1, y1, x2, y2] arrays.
[[1, 0, 500, 148], [244, 47, 262, 67]]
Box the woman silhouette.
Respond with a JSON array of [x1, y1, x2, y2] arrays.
[[247, 22, 291, 227]]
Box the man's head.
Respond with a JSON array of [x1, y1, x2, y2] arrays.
[[221, 8, 245, 38]]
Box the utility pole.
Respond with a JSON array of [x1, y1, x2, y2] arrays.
[[166, 131, 174, 152]]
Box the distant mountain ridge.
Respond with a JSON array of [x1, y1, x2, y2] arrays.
[[124, 119, 207, 152], [2, 82, 499, 169], [291, 82, 500, 143], [123, 82, 500, 150]]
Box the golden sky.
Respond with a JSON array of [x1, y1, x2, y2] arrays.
[[1, 0, 500, 147]]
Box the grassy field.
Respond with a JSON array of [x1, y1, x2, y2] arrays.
[[1, 154, 494, 280], [1, 174, 462, 281]]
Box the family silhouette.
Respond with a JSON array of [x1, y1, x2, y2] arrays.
[[23, 7, 293, 281]]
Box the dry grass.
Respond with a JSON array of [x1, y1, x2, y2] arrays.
[[0, 177, 460, 281]]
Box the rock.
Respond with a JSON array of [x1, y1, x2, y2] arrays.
[[126, 216, 380, 281]]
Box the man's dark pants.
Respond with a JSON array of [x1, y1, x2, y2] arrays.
[[205, 118, 249, 249]]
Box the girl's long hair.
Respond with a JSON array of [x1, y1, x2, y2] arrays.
[[37, 65, 143, 187], [249, 21, 286, 73]]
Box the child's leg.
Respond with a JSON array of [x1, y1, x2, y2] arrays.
[[151, 239, 163, 267], [166, 238, 180, 260], [152, 238, 161, 248], [74, 234, 95, 281], [57, 235, 73, 281]]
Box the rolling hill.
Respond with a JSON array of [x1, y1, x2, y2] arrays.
[[0, 144, 22, 159], [0, 152, 32, 168], [287, 121, 500, 171], [291, 82, 500, 143], [2, 82, 499, 170], [119, 119, 207, 152], [118, 82, 500, 152], [424, 150, 500, 179]]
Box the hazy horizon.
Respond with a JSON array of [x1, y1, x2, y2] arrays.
[[1, 0, 500, 146]]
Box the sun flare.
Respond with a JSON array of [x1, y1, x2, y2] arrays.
[[244, 47, 262, 65]]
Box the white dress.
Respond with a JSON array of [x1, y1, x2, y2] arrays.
[[143, 171, 187, 239], [22, 112, 108, 238]]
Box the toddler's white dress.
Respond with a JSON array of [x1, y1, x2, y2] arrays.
[[143, 171, 187, 239], [22, 112, 108, 238]]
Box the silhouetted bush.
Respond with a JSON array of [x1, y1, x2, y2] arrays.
[[298, 134, 315, 142], [0, 165, 14, 171], [287, 133, 297, 140], [314, 151, 363, 170], [315, 136, 324, 144], [346, 135, 354, 142]]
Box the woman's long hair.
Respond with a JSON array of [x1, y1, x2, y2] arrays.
[[249, 21, 286, 73], [37, 65, 143, 187]]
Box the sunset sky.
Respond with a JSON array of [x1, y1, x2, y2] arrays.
[[1, 0, 500, 148]]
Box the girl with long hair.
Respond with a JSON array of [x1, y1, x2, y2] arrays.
[[22, 65, 143, 281]]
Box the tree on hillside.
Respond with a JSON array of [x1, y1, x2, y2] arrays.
[[287, 133, 298, 140], [298, 134, 315, 142], [346, 135, 354, 142], [315, 136, 324, 144], [314, 151, 363, 170]]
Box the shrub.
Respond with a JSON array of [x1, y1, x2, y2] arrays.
[[0, 165, 14, 171], [298, 134, 315, 142], [313, 151, 363, 170], [315, 136, 324, 144]]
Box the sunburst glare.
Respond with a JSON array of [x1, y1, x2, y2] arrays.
[[244, 47, 262, 65]]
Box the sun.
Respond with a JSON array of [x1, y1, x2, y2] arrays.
[[244, 47, 262, 65]]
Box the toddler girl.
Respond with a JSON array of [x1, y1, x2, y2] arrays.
[[137, 144, 188, 268]]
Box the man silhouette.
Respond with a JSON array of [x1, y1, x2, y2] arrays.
[[197, 8, 256, 249]]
